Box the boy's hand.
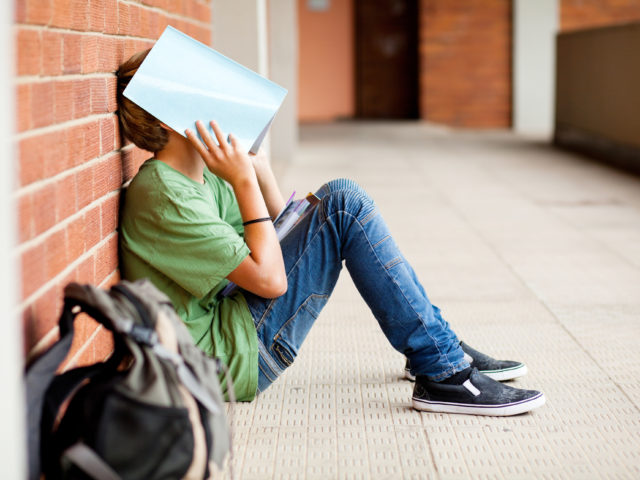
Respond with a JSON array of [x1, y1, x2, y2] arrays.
[[249, 147, 274, 178], [185, 120, 254, 186]]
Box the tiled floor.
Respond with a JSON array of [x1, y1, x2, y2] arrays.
[[214, 122, 640, 479]]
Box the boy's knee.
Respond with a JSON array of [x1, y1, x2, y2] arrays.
[[322, 178, 371, 202], [319, 178, 376, 220]]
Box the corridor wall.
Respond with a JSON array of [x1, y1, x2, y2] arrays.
[[15, 0, 212, 367]]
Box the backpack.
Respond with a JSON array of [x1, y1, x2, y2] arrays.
[[26, 279, 231, 480]]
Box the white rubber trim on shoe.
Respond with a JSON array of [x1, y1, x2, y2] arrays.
[[483, 364, 527, 382], [462, 379, 481, 396], [405, 364, 527, 383], [412, 392, 546, 416], [404, 369, 416, 382]]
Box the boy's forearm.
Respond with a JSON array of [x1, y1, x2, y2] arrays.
[[254, 162, 285, 219]]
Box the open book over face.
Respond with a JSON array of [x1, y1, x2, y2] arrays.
[[123, 26, 288, 153]]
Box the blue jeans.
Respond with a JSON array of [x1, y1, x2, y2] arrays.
[[242, 179, 469, 393]]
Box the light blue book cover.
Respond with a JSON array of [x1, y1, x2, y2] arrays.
[[123, 26, 288, 153]]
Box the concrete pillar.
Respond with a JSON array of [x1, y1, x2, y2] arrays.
[[211, 0, 269, 76], [268, 0, 298, 165], [211, 0, 298, 167], [0, 2, 26, 479], [513, 0, 558, 138]]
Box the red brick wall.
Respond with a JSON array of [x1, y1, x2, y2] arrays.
[[419, 0, 512, 128], [561, 0, 640, 31], [16, 0, 211, 367]]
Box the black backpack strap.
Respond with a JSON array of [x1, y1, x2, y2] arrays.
[[25, 295, 124, 480], [25, 299, 78, 480], [62, 443, 122, 480]]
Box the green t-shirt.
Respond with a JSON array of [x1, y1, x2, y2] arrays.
[[120, 159, 258, 401]]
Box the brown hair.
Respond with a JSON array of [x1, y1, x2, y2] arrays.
[[116, 49, 168, 153]]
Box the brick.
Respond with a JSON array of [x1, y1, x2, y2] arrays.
[[62, 33, 82, 74], [45, 227, 68, 279], [93, 152, 122, 200], [75, 166, 93, 210], [74, 254, 95, 284], [16, 28, 42, 76], [106, 76, 118, 113], [81, 35, 100, 73], [55, 173, 77, 223], [16, 83, 32, 132], [419, 0, 512, 128], [67, 215, 86, 263], [31, 285, 63, 345], [16, 0, 27, 23], [117, 1, 130, 35], [82, 119, 101, 161], [72, 78, 91, 119], [26, 0, 53, 25], [84, 205, 101, 251], [17, 192, 34, 243], [105, 0, 118, 34], [99, 114, 116, 153], [95, 234, 118, 282], [89, 0, 106, 31], [100, 269, 120, 289], [71, 0, 90, 30], [19, 130, 68, 186], [51, 0, 73, 29], [100, 194, 119, 239], [53, 79, 74, 123], [157, 13, 170, 37], [98, 36, 122, 73], [90, 77, 108, 115], [93, 327, 115, 361], [21, 242, 46, 299], [42, 30, 63, 76], [72, 326, 114, 368], [32, 182, 57, 235], [63, 312, 101, 370]]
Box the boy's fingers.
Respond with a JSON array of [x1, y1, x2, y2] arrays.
[[185, 128, 212, 160], [209, 121, 229, 152], [195, 121, 221, 156], [228, 133, 240, 150]]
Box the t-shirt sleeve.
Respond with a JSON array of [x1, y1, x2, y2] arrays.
[[132, 187, 250, 299]]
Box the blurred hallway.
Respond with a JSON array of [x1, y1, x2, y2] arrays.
[[221, 122, 640, 478]]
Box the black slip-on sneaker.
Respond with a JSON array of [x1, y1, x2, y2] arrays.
[[460, 341, 527, 381], [412, 368, 545, 416], [404, 343, 527, 382]]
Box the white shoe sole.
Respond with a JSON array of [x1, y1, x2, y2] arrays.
[[412, 392, 546, 416], [404, 363, 528, 383]]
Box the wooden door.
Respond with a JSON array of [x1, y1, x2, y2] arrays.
[[355, 0, 419, 119]]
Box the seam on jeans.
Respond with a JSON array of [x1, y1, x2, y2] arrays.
[[273, 293, 328, 343], [384, 257, 403, 270], [258, 362, 277, 383], [372, 235, 391, 249], [257, 336, 284, 378], [360, 208, 378, 226], [273, 344, 293, 367], [324, 209, 455, 376], [254, 296, 278, 330]]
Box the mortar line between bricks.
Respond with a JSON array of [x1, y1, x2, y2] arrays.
[[15, 144, 134, 197], [15, 7, 211, 35], [25, 265, 119, 365], [119, 0, 212, 28], [21, 233, 119, 361], [19, 231, 118, 312], [15, 190, 120, 255], [62, 324, 105, 370], [15, 72, 116, 85], [15, 112, 116, 140]]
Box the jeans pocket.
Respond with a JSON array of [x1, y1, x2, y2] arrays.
[[269, 293, 328, 370]]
